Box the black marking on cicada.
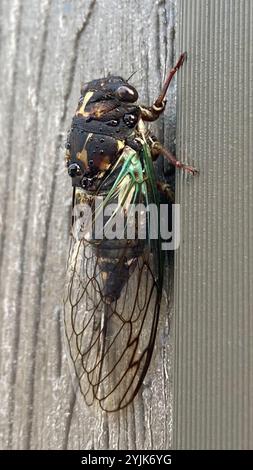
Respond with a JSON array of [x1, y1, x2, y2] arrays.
[[64, 53, 198, 412]]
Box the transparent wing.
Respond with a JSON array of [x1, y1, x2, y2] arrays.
[[64, 144, 163, 411]]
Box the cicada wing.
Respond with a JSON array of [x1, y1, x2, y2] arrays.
[[64, 236, 103, 406], [64, 143, 164, 411], [95, 249, 162, 411], [64, 238, 162, 411]]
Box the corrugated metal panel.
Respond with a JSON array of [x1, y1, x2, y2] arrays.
[[174, 0, 253, 449]]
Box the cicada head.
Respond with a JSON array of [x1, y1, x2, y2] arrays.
[[80, 76, 139, 103], [67, 75, 140, 190]]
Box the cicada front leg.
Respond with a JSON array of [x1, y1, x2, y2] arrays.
[[140, 52, 187, 122], [139, 52, 198, 175]]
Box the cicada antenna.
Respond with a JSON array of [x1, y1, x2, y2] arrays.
[[126, 68, 141, 82]]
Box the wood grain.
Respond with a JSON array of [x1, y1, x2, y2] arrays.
[[0, 0, 178, 449]]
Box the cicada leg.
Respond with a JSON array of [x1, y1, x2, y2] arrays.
[[156, 181, 175, 202], [140, 52, 187, 122], [151, 141, 199, 176], [139, 52, 198, 174]]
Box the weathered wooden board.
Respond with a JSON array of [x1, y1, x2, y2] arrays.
[[0, 0, 178, 449]]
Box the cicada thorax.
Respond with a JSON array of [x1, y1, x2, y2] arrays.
[[66, 79, 141, 192]]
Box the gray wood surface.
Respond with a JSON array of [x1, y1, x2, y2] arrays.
[[0, 0, 178, 450]]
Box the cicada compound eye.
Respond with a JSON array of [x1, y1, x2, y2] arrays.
[[80, 82, 89, 95], [68, 163, 82, 178], [115, 85, 138, 102]]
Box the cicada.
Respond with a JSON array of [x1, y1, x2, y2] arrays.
[[64, 53, 197, 412]]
